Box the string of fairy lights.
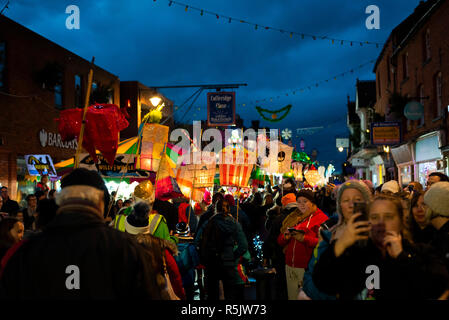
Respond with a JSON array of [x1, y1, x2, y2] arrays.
[[154, 0, 383, 48], [240, 59, 376, 107]]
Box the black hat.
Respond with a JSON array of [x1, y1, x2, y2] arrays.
[[61, 168, 110, 215], [296, 190, 316, 204]]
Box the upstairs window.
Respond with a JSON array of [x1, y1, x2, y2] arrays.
[[75, 74, 82, 108], [435, 72, 443, 117], [424, 29, 431, 61], [419, 84, 425, 127], [402, 52, 409, 80]]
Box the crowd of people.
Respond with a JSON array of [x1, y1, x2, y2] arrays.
[[1, 169, 449, 300]]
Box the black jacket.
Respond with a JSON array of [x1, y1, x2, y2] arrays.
[[0, 205, 168, 299], [431, 220, 449, 272], [313, 238, 449, 300], [262, 205, 297, 267], [1, 199, 19, 216]]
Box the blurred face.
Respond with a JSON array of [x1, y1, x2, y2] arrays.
[[339, 188, 364, 221], [27, 196, 37, 208], [16, 212, 24, 223], [297, 197, 316, 216], [10, 221, 24, 243], [369, 200, 402, 235], [1, 188, 8, 200], [412, 195, 427, 225], [42, 176, 48, 184], [117, 199, 123, 208]]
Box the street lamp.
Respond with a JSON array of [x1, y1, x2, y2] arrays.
[[338, 146, 344, 152], [150, 96, 162, 107]]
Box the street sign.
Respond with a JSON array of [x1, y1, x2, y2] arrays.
[[207, 91, 235, 126], [336, 138, 349, 148], [371, 122, 401, 145]]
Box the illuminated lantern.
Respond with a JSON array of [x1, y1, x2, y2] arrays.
[[304, 165, 321, 187], [219, 145, 254, 187], [292, 162, 303, 181], [139, 123, 169, 171], [175, 151, 216, 198], [318, 166, 326, 186], [300, 138, 305, 151]]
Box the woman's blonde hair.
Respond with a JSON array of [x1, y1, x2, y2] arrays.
[[368, 194, 413, 243]]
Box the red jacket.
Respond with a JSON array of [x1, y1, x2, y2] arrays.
[[277, 208, 328, 268]]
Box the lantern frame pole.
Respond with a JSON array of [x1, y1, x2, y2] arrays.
[[74, 57, 95, 169], [186, 164, 196, 229], [149, 143, 167, 215]]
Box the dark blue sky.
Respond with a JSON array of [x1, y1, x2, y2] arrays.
[[4, 0, 422, 171]]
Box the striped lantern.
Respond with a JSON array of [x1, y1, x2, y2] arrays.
[[219, 145, 255, 187]]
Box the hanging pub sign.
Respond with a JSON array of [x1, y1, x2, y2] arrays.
[[371, 122, 402, 145], [404, 101, 424, 120], [25, 154, 57, 177], [78, 153, 151, 178], [207, 91, 236, 126]]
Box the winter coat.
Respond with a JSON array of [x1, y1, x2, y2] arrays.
[[431, 220, 449, 273], [0, 205, 169, 299], [302, 229, 336, 300], [134, 233, 185, 300], [0, 199, 19, 216], [277, 208, 329, 268], [262, 203, 297, 268], [200, 213, 248, 269], [313, 238, 449, 300]]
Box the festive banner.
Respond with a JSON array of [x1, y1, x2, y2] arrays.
[[78, 153, 151, 178], [25, 154, 57, 178]]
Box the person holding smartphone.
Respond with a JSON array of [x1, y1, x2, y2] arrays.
[[277, 190, 328, 300], [313, 194, 449, 300]]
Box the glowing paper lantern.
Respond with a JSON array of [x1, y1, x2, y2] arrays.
[[219, 145, 254, 187], [292, 162, 303, 181], [304, 165, 321, 187]]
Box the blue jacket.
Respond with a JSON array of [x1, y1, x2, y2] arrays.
[[302, 229, 337, 300]]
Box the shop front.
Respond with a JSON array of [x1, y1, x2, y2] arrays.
[[369, 155, 385, 187], [414, 131, 444, 187]]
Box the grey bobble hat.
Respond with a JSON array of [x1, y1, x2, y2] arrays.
[[336, 179, 373, 215], [424, 181, 449, 218]]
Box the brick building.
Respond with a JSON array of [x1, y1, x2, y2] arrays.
[[0, 15, 120, 200], [373, 0, 449, 186]]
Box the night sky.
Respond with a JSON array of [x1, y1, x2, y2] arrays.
[[4, 0, 423, 172]]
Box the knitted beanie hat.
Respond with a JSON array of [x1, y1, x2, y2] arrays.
[[336, 180, 373, 215], [125, 201, 150, 235], [281, 193, 297, 207], [296, 190, 316, 204], [381, 180, 400, 194], [424, 182, 449, 218]]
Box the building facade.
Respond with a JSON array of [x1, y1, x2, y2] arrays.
[[0, 16, 120, 200], [373, 0, 449, 187]]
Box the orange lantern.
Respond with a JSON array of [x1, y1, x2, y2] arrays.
[[219, 145, 254, 187]]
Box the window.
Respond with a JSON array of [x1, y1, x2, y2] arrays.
[[435, 72, 442, 117], [403, 53, 409, 80], [75, 75, 82, 107], [424, 29, 431, 61], [54, 70, 63, 109], [0, 42, 5, 88], [419, 85, 425, 126]]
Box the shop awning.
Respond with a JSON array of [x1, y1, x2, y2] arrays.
[[349, 147, 378, 161], [391, 143, 413, 165]]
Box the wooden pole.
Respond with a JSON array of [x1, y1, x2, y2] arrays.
[[74, 57, 95, 168], [149, 143, 167, 214]]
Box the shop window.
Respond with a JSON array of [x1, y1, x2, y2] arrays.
[[53, 69, 63, 109], [435, 72, 442, 118], [74, 74, 82, 108], [108, 88, 114, 104], [0, 42, 5, 88]]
